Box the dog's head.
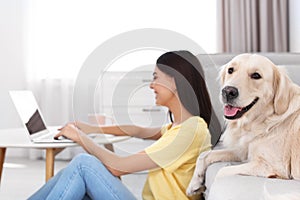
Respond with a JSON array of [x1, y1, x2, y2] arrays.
[[220, 54, 291, 120]]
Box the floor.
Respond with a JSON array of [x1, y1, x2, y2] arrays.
[[0, 139, 150, 200]]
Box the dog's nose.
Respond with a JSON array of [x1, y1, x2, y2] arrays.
[[222, 86, 239, 101]]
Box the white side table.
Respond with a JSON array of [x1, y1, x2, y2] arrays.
[[0, 128, 130, 183]]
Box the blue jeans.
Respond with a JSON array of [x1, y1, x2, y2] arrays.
[[28, 153, 137, 200]]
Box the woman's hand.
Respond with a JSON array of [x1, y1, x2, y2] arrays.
[[55, 123, 83, 143]]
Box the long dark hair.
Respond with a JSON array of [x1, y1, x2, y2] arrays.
[[156, 50, 221, 145]]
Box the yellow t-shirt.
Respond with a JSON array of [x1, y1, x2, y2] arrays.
[[142, 116, 211, 200]]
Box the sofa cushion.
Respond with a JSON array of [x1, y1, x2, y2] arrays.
[[204, 162, 300, 200]]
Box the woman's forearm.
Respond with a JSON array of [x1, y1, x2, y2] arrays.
[[75, 121, 162, 139], [56, 123, 158, 176], [77, 132, 158, 176], [77, 133, 125, 175], [77, 132, 116, 160], [75, 122, 137, 136], [90, 124, 161, 140]]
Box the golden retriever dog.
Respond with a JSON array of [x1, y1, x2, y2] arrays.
[[186, 54, 300, 197]]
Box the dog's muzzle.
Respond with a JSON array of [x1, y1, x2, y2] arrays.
[[222, 86, 259, 120]]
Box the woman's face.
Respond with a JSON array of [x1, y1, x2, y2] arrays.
[[150, 66, 177, 107]]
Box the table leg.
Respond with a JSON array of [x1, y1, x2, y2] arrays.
[[0, 148, 6, 184], [45, 148, 64, 182]]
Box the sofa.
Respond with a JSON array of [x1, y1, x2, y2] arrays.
[[196, 53, 300, 200]]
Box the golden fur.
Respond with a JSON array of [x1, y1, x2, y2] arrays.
[[186, 54, 300, 196]]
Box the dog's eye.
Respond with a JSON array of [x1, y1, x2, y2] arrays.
[[228, 67, 234, 74], [251, 72, 261, 79]]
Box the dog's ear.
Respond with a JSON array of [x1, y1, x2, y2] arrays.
[[273, 66, 291, 115], [219, 64, 227, 85]]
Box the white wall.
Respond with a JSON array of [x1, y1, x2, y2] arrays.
[[289, 0, 300, 52], [0, 0, 27, 129], [0, 0, 217, 130]]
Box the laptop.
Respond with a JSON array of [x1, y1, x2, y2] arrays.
[[9, 90, 73, 143]]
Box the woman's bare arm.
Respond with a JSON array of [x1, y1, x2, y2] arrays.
[[74, 121, 162, 140], [55, 124, 159, 176], [82, 135, 158, 176]]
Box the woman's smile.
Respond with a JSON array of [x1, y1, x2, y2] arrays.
[[150, 67, 177, 107]]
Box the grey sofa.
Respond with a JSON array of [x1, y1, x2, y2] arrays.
[[196, 53, 300, 200]]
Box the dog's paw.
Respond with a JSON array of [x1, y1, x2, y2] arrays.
[[186, 151, 211, 196], [186, 175, 205, 196], [186, 182, 206, 196]]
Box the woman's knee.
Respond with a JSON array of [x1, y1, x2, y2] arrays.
[[73, 153, 95, 162], [68, 153, 115, 182], [70, 153, 105, 169]]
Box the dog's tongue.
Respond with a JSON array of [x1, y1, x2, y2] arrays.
[[224, 105, 242, 116]]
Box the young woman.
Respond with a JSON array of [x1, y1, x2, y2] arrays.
[[29, 50, 220, 200]]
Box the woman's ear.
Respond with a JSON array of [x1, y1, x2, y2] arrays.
[[171, 77, 177, 93], [273, 66, 291, 115]]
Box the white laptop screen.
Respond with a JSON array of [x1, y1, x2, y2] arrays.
[[10, 91, 47, 135]]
